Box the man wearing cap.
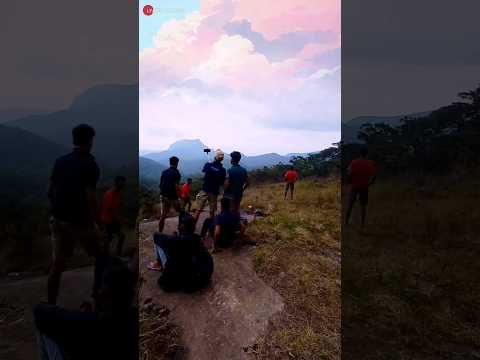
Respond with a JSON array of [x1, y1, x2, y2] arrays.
[[193, 149, 227, 223]]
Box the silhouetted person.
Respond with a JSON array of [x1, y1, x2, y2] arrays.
[[34, 256, 138, 360], [345, 147, 377, 228], [284, 166, 299, 200], [193, 149, 226, 223], [47, 124, 106, 305], [101, 176, 126, 256], [158, 156, 182, 233], [224, 151, 249, 213], [151, 213, 213, 292], [181, 178, 193, 212]]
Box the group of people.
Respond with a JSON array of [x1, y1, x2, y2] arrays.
[[36, 124, 138, 360], [31, 121, 373, 359], [148, 149, 251, 291]]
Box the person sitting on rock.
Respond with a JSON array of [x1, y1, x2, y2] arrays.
[[201, 197, 247, 253], [149, 213, 214, 292]]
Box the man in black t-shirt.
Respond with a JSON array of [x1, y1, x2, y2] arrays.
[[158, 156, 182, 233], [47, 124, 105, 305], [153, 214, 213, 292]]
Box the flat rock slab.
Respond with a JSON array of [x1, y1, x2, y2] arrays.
[[0, 267, 93, 360], [139, 214, 284, 360]]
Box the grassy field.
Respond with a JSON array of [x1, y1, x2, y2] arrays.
[[242, 177, 341, 360], [342, 175, 480, 359]]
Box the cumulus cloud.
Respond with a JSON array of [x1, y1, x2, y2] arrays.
[[224, 20, 337, 62], [140, 0, 340, 153]]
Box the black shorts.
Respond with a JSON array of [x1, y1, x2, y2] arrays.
[[351, 187, 369, 206]]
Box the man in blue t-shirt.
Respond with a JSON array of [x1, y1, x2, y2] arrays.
[[193, 149, 226, 223], [224, 151, 249, 213]]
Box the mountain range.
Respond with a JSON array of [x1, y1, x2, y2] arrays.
[[0, 124, 68, 203], [0, 108, 51, 124], [1, 84, 139, 205], [140, 139, 317, 179], [6, 84, 138, 170]]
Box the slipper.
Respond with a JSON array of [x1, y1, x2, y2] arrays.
[[147, 261, 163, 272]]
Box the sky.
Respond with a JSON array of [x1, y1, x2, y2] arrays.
[[139, 0, 341, 155], [1, 1, 137, 111], [342, 0, 480, 121]]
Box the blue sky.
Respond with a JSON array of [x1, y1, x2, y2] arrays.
[[139, 0, 199, 51]]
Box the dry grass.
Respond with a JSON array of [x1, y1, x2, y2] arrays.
[[139, 301, 186, 360], [242, 177, 341, 360], [343, 175, 480, 359]]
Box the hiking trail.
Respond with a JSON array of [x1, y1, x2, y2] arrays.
[[139, 210, 285, 360]]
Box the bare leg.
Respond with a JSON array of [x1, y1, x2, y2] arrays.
[[284, 184, 288, 200], [361, 205, 367, 228], [345, 190, 356, 226], [209, 198, 216, 219], [47, 258, 66, 305], [158, 215, 166, 233], [290, 184, 294, 200]]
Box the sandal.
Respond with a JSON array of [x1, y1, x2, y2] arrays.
[[147, 261, 163, 271]]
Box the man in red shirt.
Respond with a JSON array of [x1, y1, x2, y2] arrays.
[[181, 178, 193, 212], [101, 176, 126, 256], [345, 147, 377, 228], [284, 166, 299, 200]]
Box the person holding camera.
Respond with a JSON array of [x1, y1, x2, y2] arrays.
[[193, 149, 226, 223]]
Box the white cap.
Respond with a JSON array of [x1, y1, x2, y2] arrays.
[[215, 149, 224, 160]]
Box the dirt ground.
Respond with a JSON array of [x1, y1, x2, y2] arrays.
[[139, 210, 285, 360], [0, 267, 94, 360]]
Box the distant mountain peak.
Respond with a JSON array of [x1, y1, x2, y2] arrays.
[[69, 84, 138, 110], [168, 139, 206, 149]]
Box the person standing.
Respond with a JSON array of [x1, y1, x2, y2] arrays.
[[283, 166, 299, 200], [180, 178, 193, 212], [47, 124, 105, 305], [158, 156, 182, 233], [345, 147, 377, 228], [224, 151, 249, 214], [100, 176, 126, 256], [193, 149, 226, 223]]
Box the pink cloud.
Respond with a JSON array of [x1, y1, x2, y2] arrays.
[[233, 0, 340, 40], [140, 0, 340, 91], [298, 41, 340, 61], [140, 0, 341, 153]]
